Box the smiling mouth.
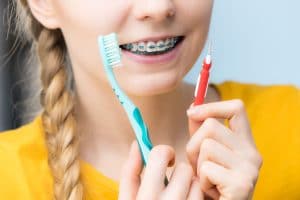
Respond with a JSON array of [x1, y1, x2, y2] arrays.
[[119, 36, 185, 56]]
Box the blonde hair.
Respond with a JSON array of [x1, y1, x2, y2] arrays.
[[12, 0, 83, 199]]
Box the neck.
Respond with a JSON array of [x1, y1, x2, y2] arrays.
[[72, 66, 220, 172], [75, 76, 193, 148]]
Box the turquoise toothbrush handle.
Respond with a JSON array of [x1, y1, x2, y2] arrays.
[[132, 108, 153, 164], [106, 68, 153, 164], [112, 84, 154, 164], [108, 74, 166, 182], [99, 37, 153, 164], [98, 35, 168, 185]]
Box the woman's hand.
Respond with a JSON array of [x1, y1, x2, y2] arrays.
[[119, 141, 205, 200], [186, 99, 263, 200]]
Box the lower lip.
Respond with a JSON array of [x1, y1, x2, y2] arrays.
[[121, 39, 184, 65]]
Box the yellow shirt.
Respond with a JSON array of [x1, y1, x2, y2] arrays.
[[0, 81, 300, 199]]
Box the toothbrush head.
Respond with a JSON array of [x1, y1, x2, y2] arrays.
[[98, 33, 123, 68], [98, 33, 128, 106]]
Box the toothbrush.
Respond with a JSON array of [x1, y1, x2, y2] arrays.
[[98, 33, 169, 185], [194, 42, 213, 105]]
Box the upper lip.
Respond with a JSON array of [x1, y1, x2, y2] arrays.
[[120, 35, 183, 45]]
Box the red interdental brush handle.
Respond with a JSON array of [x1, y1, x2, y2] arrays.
[[194, 55, 212, 106]]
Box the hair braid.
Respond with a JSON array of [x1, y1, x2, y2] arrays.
[[14, 1, 83, 198], [37, 28, 83, 200]]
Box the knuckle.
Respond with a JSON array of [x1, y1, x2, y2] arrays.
[[223, 174, 254, 200], [200, 138, 214, 153], [185, 143, 192, 155], [248, 149, 263, 168], [233, 99, 245, 112], [203, 118, 218, 133], [149, 145, 174, 163], [256, 153, 264, 168], [185, 142, 196, 155], [252, 168, 260, 182], [151, 145, 172, 156], [238, 159, 261, 182], [234, 175, 255, 196], [185, 144, 198, 170], [248, 164, 260, 182], [248, 159, 262, 182], [199, 161, 210, 174]]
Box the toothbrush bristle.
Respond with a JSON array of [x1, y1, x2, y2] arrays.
[[100, 33, 122, 68]]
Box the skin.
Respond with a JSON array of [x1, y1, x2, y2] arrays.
[[28, 0, 263, 199]]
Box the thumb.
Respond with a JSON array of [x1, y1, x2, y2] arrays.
[[187, 103, 204, 136], [118, 141, 143, 200]]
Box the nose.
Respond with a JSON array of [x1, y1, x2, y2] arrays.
[[133, 0, 176, 22]]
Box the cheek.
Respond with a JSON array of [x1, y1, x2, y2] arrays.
[[180, 0, 213, 33], [54, 0, 129, 32], [52, 0, 130, 80], [179, 0, 214, 60]]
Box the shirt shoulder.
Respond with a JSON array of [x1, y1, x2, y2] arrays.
[[0, 116, 53, 199], [0, 117, 118, 200]]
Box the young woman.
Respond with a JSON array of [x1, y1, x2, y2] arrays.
[[1, 0, 299, 199]]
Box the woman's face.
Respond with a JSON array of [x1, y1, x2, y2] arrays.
[[51, 0, 214, 96]]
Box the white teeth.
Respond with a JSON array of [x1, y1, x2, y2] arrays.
[[170, 38, 176, 46], [156, 40, 165, 51], [138, 42, 146, 51], [146, 42, 156, 52], [122, 37, 181, 53], [165, 38, 172, 48], [131, 43, 138, 52]]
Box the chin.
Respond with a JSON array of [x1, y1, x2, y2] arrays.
[[117, 70, 183, 97]]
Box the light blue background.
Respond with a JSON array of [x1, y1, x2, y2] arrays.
[[184, 0, 300, 87]]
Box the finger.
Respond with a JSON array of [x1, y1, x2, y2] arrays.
[[188, 115, 204, 136], [186, 118, 238, 172], [137, 145, 175, 199], [187, 103, 202, 134], [188, 116, 224, 138], [163, 163, 194, 199], [187, 103, 222, 135], [187, 99, 252, 136], [199, 161, 230, 192], [118, 141, 143, 200], [187, 177, 205, 200], [197, 139, 237, 174]]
